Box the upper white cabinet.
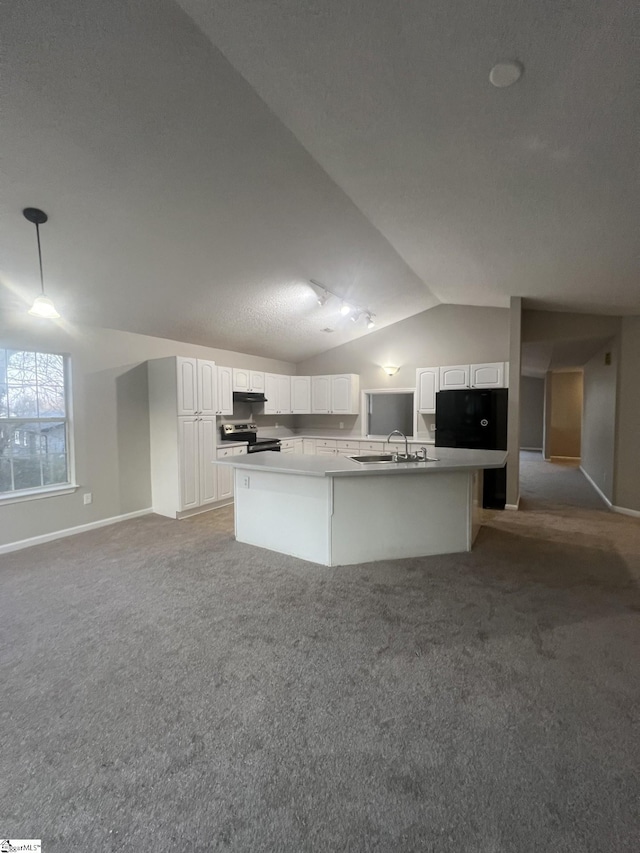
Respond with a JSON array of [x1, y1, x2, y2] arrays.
[[311, 374, 359, 415], [311, 376, 331, 413], [470, 362, 505, 388], [439, 364, 470, 391], [216, 366, 233, 416], [232, 369, 265, 393], [176, 357, 217, 415], [291, 376, 311, 414], [438, 362, 506, 390], [416, 368, 439, 413], [264, 373, 292, 415]]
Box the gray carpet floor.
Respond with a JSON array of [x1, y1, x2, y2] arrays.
[[1, 456, 639, 852]]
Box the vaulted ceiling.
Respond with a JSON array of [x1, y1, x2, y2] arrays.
[[1, 0, 637, 361]]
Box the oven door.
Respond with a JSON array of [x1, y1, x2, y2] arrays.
[[248, 441, 281, 453]]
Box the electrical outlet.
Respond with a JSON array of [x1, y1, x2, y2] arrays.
[[430, 423, 435, 431], [339, 422, 344, 429], [83, 493, 92, 505], [241, 475, 250, 489]]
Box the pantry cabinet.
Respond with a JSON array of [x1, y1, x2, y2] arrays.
[[148, 356, 223, 518]]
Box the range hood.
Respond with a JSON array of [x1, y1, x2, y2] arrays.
[[233, 391, 268, 404]]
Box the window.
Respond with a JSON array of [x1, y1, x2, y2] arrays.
[[0, 349, 71, 496], [365, 391, 415, 438]]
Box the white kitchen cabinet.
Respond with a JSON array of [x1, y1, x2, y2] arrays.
[[291, 376, 311, 414], [264, 373, 278, 415], [302, 439, 315, 455], [336, 441, 359, 457], [148, 356, 223, 518], [232, 369, 265, 393], [416, 368, 439, 413], [216, 445, 247, 503], [217, 366, 233, 415], [439, 362, 506, 390], [316, 447, 336, 457], [178, 417, 200, 510], [470, 362, 505, 388], [176, 415, 218, 511], [311, 376, 331, 413], [311, 374, 359, 414], [175, 357, 217, 415], [439, 365, 470, 391], [176, 358, 198, 416], [280, 438, 302, 454], [264, 373, 293, 414], [277, 374, 291, 414]]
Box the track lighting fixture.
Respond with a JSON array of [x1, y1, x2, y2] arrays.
[[309, 280, 375, 331], [24, 207, 60, 319]]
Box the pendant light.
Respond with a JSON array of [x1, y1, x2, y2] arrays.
[[24, 207, 60, 319]]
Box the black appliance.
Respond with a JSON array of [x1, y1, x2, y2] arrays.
[[220, 423, 281, 454], [232, 391, 268, 404], [435, 388, 508, 509]]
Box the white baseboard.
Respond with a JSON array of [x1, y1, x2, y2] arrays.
[[505, 495, 520, 511], [612, 504, 640, 519], [579, 466, 612, 508], [0, 508, 153, 555], [520, 446, 542, 452]]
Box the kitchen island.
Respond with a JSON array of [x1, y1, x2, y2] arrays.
[[215, 448, 507, 566]]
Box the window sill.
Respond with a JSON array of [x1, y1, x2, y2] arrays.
[[0, 484, 79, 506]]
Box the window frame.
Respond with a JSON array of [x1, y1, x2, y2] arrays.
[[0, 349, 78, 504]]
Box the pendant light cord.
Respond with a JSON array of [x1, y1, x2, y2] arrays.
[[35, 222, 45, 295]]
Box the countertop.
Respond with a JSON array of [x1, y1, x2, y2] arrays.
[[264, 434, 436, 445], [214, 447, 507, 478]]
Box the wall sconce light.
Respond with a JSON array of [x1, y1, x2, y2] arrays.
[[24, 207, 60, 319], [382, 365, 400, 376]]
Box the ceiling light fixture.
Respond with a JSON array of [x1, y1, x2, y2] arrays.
[[24, 207, 60, 319], [489, 60, 524, 88], [309, 280, 375, 330]]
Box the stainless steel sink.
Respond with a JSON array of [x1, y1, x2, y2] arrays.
[[349, 454, 395, 464], [350, 453, 440, 464]]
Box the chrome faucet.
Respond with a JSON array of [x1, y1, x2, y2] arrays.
[[387, 429, 409, 460]]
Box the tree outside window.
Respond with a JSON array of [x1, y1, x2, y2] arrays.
[[0, 349, 70, 494]]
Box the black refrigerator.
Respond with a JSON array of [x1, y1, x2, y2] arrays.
[[435, 388, 508, 509]]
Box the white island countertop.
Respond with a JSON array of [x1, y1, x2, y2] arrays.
[[215, 447, 507, 478]]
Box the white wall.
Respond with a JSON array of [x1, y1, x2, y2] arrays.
[[582, 341, 617, 502], [520, 377, 544, 450], [0, 318, 294, 548], [614, 317, 640, 512]]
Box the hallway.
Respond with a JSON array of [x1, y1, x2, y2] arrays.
[[519, 450, 606, 511]]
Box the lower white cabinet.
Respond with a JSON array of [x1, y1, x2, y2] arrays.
[[302, 439, 315, 455], [176, 416, 218, 512], [216, 445, 247, 503]]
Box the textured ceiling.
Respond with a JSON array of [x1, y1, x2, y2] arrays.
[[1, 1, 638, 363], [179, 0, 640, 315]]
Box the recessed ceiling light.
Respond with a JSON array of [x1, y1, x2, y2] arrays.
[[489, 60, 524, 88]]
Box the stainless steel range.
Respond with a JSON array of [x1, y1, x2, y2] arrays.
[[220, 423, 281, 453]]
